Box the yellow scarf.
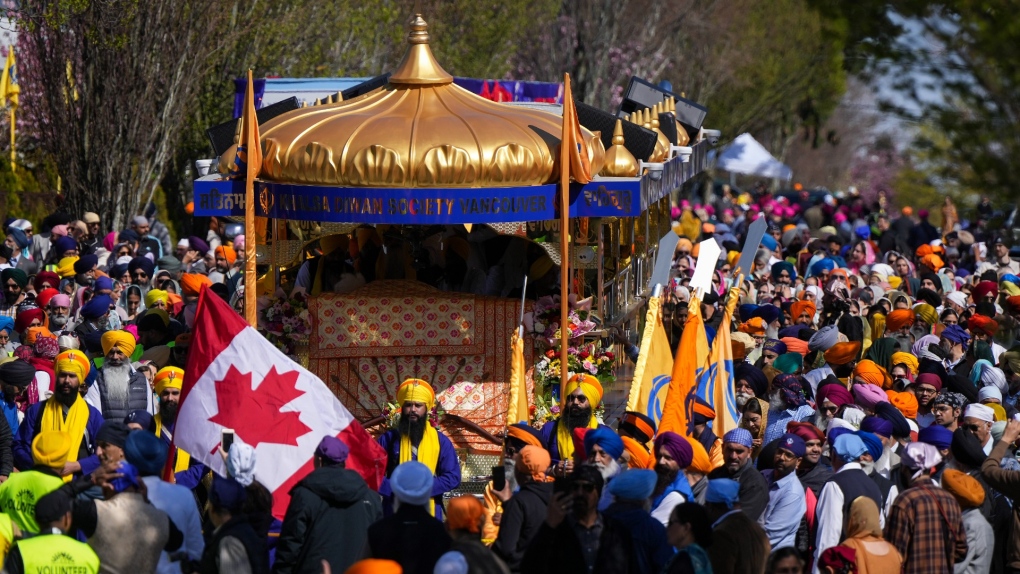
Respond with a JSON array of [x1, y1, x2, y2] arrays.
[[556, 415, 598, 462], [40, 396, 89, 483], [399, 424, 440, 515], [154, 414, 191, 474]]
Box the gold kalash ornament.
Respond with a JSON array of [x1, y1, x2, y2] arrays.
[[229, 14, 605, 188]]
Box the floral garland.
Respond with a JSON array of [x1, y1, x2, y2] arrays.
[[524, 294, 613, 428], [257, 289, 311, 356]]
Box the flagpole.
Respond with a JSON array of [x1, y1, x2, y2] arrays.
[[9, 106, 13, 173], [559, 73, 572, 408], [244, 69, 257, 327]]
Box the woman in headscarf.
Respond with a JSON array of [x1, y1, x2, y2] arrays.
[[840, 496, 903, 574], [847, 240, 876, 274], [120, 284, 145, 323], [894, 256, 921, 297], [739, 397, 769, 461]]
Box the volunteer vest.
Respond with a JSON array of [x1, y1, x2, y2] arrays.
[[0, 470, 63, 533], [19, 533, 100, 574], [96, 369, 150, 421], [829, 468, 883, 539]]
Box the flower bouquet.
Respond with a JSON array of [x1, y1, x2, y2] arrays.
[[258, 289, 311, 356], [525, 295, 613, 428]]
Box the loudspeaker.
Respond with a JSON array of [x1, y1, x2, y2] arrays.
[[658, 112, 678, 145], [206, 96, 302, 157], [575, 100, 658, 162], [341, 73, 391, 101], [618, 76, 708, 136]]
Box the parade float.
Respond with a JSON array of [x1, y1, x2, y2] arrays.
[[192, 14, 712, 482]]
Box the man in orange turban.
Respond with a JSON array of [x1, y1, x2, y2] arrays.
[[886, 390, 918, 419], [886, 309, 916, 332], [790, 300, 816, 326], [87, 330, 154, 422], [824, 342, 861, 367], [482, 422, 544, 544], [967, 314, 999, 338], [180, 273, 212, 298], [852, 359, 893, 389]]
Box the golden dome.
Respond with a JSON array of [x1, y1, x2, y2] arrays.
[[250, 14, 604, 188]]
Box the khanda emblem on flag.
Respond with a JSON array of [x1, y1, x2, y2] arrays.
[[258, 184, 274, 214]]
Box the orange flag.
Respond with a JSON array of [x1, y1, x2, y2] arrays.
[[658, 296, 709, 436]]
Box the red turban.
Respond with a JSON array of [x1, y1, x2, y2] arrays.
[[817, 383, 854, 409], [790, 300, 817, 323], [33, 271, 60, 292], [14, 307, 46, 335], [1008, 295, 1020, 314], [973, 281, 999, 302], [824, 341, 861, 366], [967, 315, 999, 337], [886, 309, 916, 332], [915, 372, 943, 392], [36, 288, 59, 309], [787, 421, 824, 442]]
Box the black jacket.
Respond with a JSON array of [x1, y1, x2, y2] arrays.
[[198, 516, 268, 574], [520, 514, 637, 574], [367, 504, 451, 574], [492, 481, 553, 571], [273, 467, 381, 574]]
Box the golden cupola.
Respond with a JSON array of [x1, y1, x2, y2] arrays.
[[251, 14, 605, 187]]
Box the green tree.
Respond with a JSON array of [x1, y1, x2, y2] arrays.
[[816, 0, 1020, 205]]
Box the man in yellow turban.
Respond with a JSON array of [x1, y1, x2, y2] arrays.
[[149, 366, 203, 487], [144, 289, 169, 311], [12, 350, 105, 485], [85, 330, 155, 422], [376, 378, 461, 519], [538, 373, 609, 477]]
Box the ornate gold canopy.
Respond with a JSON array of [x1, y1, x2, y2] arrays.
[[245, 15, 605, 187]]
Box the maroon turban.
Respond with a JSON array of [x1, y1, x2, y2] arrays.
[[14, 308, 45, 335], [816, 383, 853, 409], [915, 372, 943, 392], [973, 281, 999, 302], [786, 421, 825, 442]]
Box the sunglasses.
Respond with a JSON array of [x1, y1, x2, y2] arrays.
[[822, 405, 838, 414], [570, 482, 597, 493], [962, 423, 983, 432], [133, 272, 149, 279]]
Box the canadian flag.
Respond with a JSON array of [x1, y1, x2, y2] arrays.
[[175, 287, 387, 518]]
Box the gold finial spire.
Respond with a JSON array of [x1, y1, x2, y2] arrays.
[[389, 14, 454, 85], [611, 118, 626, 146], [600, 119, 639, 177]]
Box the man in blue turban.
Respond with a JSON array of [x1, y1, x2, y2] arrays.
[[583, 426, 624, 506], [705, 478, 771, 574], [771, 261, 796, 285]]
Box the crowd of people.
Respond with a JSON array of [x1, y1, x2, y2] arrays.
[[0, 186, 1018, 574]]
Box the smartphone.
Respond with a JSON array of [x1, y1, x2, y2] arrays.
[[491, 466, 506, 491], [221, 429, 235, 453]]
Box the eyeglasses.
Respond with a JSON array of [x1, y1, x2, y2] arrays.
[[570, 482, 597, 493], [915, 386, 938, 396]]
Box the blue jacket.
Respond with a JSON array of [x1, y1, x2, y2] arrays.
[[652, 471, 694, 509], [13, 400, 104, 476], [159, 420, 208, 489], [377, 428, 462, 521]]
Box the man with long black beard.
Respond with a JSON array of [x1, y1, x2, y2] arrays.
[[376, 378, 461, 520], [539, 374, 610, 478], [13, 349, 104, 478], [151, 366, 207, 489], [84, 330, 156, 422], [650, 431, 694, 526]]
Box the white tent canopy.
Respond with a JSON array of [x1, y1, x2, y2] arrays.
[[714, 132, 793, 181]]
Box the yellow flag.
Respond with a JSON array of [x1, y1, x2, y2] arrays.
[[625, 296, 674, 425], [0, 47, 18, 108], [699, 285, 741, 436], [506, 329, 529, 425]]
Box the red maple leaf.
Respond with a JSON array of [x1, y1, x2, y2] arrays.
[[209, 365, 311, 448]]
